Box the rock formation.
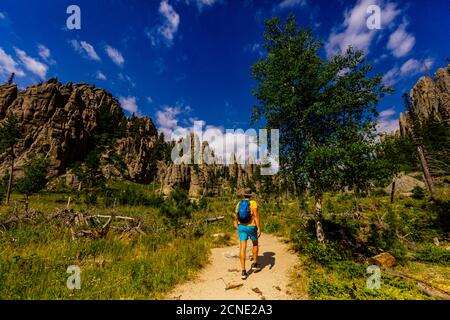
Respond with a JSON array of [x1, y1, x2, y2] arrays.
[[0, 79, 159, 183], [0, 78, 272, 196], [399, 64, 450, 136], [156, 133, 260, 197]]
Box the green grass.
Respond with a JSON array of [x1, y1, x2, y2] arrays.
[[0, 182, 236, 299], [1, 180, 449, 300], [259, 186, 450, 300]]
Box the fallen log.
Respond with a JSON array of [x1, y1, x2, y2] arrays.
[[385, 268, 450, 300], [206, 216, 225, 223], [90, 214, 135, 221]]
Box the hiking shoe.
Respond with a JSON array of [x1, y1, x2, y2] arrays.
[[251, 263, 261, 272], [241, 270, 248, 280]]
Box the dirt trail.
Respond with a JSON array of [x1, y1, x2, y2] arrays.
[[167, 233, 301, 300]]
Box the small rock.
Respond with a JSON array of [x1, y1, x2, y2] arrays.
[[433, 237, 440, 246], [212, 233, 225, 238], [369, 252, 397, 268], [225, 282, 243, 290], [252, 287, 263, 295], [399, 192, 414, 199], [273, 286, 281, 291]]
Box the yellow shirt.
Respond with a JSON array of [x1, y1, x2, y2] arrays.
[[235, 199, 258, 226]]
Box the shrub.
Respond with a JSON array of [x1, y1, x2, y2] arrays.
[[414, 244, 450, 265], [411, 186, 425, 199], [84, 192, 98, 206], [264, 217, 281, 233], [103, 187, 163, 208], [14, 155, 50, 198], [197, 197, 208, 212], [160, 186, 193, 233]]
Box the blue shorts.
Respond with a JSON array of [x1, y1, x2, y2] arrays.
[[238, 224, 258, 241]]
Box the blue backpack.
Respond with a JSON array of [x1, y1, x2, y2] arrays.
[[237, 200, 252, 223]]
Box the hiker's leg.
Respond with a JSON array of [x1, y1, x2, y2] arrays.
[[252, 240, 259, 264], [240, 240, 247, 270]]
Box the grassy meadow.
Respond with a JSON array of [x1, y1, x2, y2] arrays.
[[0, 179, 449, 300], [0, 181, 235, 299]]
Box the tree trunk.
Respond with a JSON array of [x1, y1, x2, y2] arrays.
[[417, 145, 436, 199], [314, 193, 325, 243], [5, 146, 14, 205], [390, 180, 396, 204]]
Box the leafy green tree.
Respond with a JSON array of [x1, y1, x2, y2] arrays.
[[251, 15, 391, 242], [0, 175, 8, 203], [15, 155, 50, 200], [160, 186, 192, 235], [0, 114, 21, 205], [379, 134, 418, 177], [78, 148, 105, 189]]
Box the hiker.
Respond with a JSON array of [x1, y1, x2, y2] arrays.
[[234, 187, 261, 280]]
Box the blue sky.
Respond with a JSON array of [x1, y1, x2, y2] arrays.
[[0, 0, 449, 139]]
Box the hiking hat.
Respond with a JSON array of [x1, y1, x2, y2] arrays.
[[241, 188, 254, 198]]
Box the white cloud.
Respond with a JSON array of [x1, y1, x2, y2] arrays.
[[277, 0, 307, 10], [119, 96, 140, 115], [96, 70, 107, 80], [325, 0, 400, 58], [243, 43, 264, 58], [382, 66, 399, 86], [158, 0, 180, 44], [399, 58, 421, 76], [147, 96, 153, 103], [37, 44, 56, 65], [379, 108, 396, 118], [0, 12, 6, 19], [156, 105, 184, 139], [154, 105, 274, 168], [148, 0, 180, 46], [184, 0, 221, 11], [0, 47, 25, 78], [70, 40, 101, 61], [14, 47, 48, 79], [118, 73, 136, 87], [105, 45, 124, 66], [387, 23, 415, 57], [382, 58, 434, 85], [377, 107, 399, 133]]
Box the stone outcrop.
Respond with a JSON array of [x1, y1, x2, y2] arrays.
[[399, 64, 450, 136], [0, 79, 159, 183], [384, 173, 425, 194], [369, 252, 397, 268], [156, 134, 260, 197]]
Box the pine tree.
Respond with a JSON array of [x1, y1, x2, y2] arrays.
[[7, 72, 15, 85], [402, 93, 436, 199], [15, 155, 50, 200], [0, 114, 21, 205]]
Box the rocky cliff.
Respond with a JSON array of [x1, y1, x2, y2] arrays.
[[0, 79, 159, 183], [0, 79, 268, 196], [399, 64, 450, 136]]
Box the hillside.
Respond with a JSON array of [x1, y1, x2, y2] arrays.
[[0, 79, 160, 183]]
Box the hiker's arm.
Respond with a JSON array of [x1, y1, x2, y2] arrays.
[[254, 208, 261, 237], [234, 207, 239, 228]]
